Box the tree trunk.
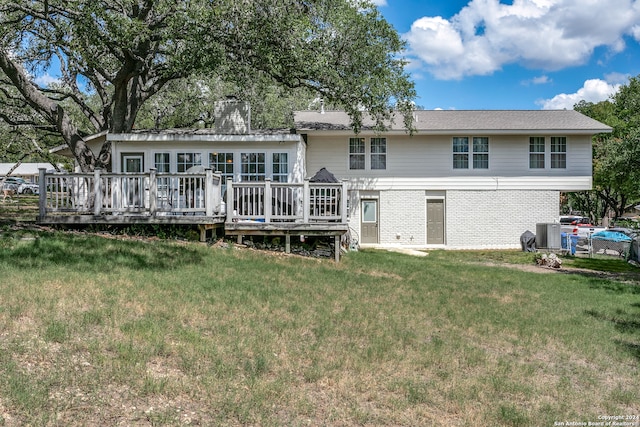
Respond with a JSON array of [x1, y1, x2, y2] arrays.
[[0, 50, 100, 172]]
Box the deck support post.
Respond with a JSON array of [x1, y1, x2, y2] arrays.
[[340, 180, 348, 223], [149, 168, 157, 217], [205, 169, 214, 216], [285, 234, 291, 254], [264, 179, 271, 223], [303, 179, 310, 223], [334, 235, 341, 262], [226, 178, 234, 223], [94, 169, 102, 216], [38, 168, 46, 220]]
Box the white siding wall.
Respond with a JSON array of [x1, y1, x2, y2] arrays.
[[305, 133, 592, 181], [110, 139, 304, 182]]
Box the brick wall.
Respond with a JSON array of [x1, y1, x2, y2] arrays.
[[446, 190, 559, 249], [350, 189, 559, 249]]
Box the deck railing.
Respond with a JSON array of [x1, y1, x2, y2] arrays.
[[38, 168, 222, 219], [226, 179, 348, 223], [37, 168, 348, 224]]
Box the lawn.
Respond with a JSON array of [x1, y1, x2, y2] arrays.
[[0, 227, 639, 426]]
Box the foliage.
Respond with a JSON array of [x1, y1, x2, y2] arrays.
[[572, 78, 640, 220], [0, 0, 415, 171]]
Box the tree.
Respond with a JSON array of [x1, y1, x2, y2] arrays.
[[0, 0, 415, 172], [573, 77, 640, 220]]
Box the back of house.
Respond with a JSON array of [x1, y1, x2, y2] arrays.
[[295, 109, 612, 249]]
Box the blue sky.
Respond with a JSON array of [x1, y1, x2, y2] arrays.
[[373, 0, 640, 110]]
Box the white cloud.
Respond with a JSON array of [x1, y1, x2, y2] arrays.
[[404, 0, 640, 80], [537, 78, 621, 110], [522, 75, 551, 85], [370, 0, 387, 6], [33, 73, 61, 87]]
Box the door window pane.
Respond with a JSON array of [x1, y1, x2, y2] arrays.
[[362, 200, 377, 222]]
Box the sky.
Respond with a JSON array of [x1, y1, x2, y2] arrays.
[[372, 0, 640, 110], [31, 0, 640, 111]]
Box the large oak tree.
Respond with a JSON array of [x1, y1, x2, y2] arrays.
[[0, 0, 415, 171]]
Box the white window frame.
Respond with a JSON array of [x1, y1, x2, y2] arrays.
[[241, 152, 266, 182], [529, 137, 546, 169], [349, 137, 366, 170], [550, 136, 567, 169], [177, 152, 202, 172]]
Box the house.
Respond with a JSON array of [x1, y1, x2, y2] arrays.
[[42, 102, 612, 251], [0, 162, 59, 182], [295, 109, 612, 249]]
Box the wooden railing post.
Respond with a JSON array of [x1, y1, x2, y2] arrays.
[[38, 168, 47, 220], [341, 180, 348, 223], [149, 168, 157, 217], [205, 169, 214, 217], [303, 179, 310, 223], [264, 179, 272, 223], [226, 178, 233, 222], [94, 169, 102, 216]]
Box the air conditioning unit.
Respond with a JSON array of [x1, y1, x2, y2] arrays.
[[536, 223, 562, 250]]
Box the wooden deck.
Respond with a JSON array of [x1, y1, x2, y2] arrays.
[[37, 169, 349, 260]]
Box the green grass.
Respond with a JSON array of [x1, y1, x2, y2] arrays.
[[0, 229, 639, 425]]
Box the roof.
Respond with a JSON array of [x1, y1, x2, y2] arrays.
[[106, 128, 299, 143], [294, 110, 613, 134]]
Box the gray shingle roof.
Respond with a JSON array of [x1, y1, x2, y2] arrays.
[[294, 110, 612, 133]]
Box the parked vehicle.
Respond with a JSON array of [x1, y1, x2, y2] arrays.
[[1, 177, 39, 194]]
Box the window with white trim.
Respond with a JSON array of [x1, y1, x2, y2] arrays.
[[529, 137, 545, 169], [177, 152, 202, 172], [210, 153, 234, 194], [154, 153, 170, 172], [370, 137, 387, 170], [272, 153, 289, 182], [550, 137, 566, 169], [241, 152, 265, 181], [452, 137, 469, 169], [349, 137, 365, 170], [472, 137, 489, 169]]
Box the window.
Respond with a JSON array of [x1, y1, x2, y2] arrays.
[[550, 137, 566, 169], [272, 153, 289, 182], [210, 153, 234, 195], [349, 137, 365, 170], [370, 138, 387, 170], [529, 137, 545, 169], [177, 152, 202, 172], [154, 153, 170, 172], [453, 137, 469, 169], [472, 137, 489, 169], [241, 152, 265, 181]]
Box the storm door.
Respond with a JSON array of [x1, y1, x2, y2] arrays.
[[360, 199, 379, 244]]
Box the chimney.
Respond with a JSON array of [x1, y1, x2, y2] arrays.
[[213, 100, 251, 134]]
